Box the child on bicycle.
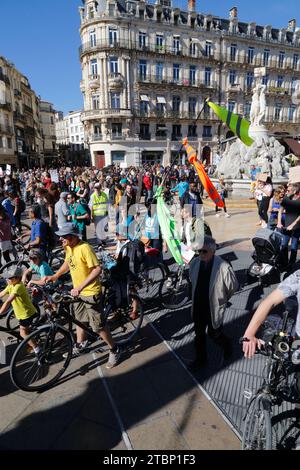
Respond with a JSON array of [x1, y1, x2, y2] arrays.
[[22, 248, 54, 287], [0, 266, 40, 352]]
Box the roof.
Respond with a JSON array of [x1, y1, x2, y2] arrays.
[[283, 138, 300, 156]]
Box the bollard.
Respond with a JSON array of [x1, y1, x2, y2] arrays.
[[0, 338, 7, 364]]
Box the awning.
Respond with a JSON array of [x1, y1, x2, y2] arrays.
[[140, 94, 149, 101], [157, 96, 166, 104], [283, 138, 300, 156]]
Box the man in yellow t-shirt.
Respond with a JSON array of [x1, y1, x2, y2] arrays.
[[44, 223, 122, 369], [0, 266, 39, 352]]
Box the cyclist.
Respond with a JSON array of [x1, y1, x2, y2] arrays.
[[242, 272, 300, 399], [22, 248, 53, 287], [0, 266, 39, 352], [43, 223, 122, 368]]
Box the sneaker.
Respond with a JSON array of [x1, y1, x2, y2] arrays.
[[225, 213, 231, 218], [106, 347, 122, 369], [63, 340, 89, 359], [215, 213, 221, 217]]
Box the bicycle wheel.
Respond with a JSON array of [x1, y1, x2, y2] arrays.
[[159, 268, 191, 310], [10, 324, 73, 392], [0, 260, 30, 276], [137, 263, 166, 306], [6, 304, 41, 332], [242, 394, 273, 450], [105, 294, 144, 346], [49, 251, 65, 271]]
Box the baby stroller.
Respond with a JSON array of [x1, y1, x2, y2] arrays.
[[247, 228, 284, 286]]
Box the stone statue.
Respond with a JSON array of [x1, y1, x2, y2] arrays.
[[250, 84, 266, 126]]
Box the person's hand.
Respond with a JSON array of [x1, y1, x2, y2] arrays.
[[286, 224, 294, 231], [71, 288, 80, 297], [277, 223, 283, 229], [43, 275, 55, 284], [24, 243, 30, 250], [242, 335, 264, 358]]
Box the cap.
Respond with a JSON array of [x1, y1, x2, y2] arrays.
[[94, 182, 101, 188], [2, 266, 23, 279], [55, 223, 79, 237], [120, 178, 128, 184], [60, 192, 69, 199], [29, 248, 43, 259]]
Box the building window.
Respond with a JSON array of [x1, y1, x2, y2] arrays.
[[205, 41, 212, 57], [188, 124, 197, 137], [289, 105, 296, 121], [90, 30, 96, 47], [139, 60, 147, 80], [91, 59, 98, 76], [140, 123, 150, 139], [244, 102, 251, 118], [172, 96, 181, 112], [111, 151, 125, 162], [275, 103, 281, 120], [277, 75, 284, 88], [203, 125, 212, 137], [112, 123, 122, 138], [172, 124, 181, 140], [94, 125, 101, 136], [76, 135, 79, 142], [293, 54, 299, 69], [247, 47, 254, 64], [7, 137, 12, 149], [0, 137, 3, 148], [292, 77, 298, 93], [229, 70, 236, 85], [109, 57, 118, 74], [109, 28, 118, 46], [189, 66, 196, 85], [246, 71, 254, 88], [228, 101, 236, 113], [279, 51, 285, 68], [230, 44, 237, 61], [108, 3, 115, 15], [111, 92, 120, 109], [156, 62, 163, 81], [156, 34, 164, 52], [92, 94, 100, 110], [205, 67, 211, 86], [188, 97, 197, 115], [173, 36, 181, 54], [173, 64, 180, 82], [263, 49, 270, 66], [156, 100, 166, 116], [139, 32, 147, 49], [190, 41, 197, 57], [140, 101, 149, 116], [262, 74, 269, 86]]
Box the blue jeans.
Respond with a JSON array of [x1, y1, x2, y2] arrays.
[[280, 228, 300, 265]]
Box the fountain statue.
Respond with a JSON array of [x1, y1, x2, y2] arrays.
[[216, 80, 290, 181]]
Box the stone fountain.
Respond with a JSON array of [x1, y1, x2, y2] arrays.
[[216, 83, 290, 196]]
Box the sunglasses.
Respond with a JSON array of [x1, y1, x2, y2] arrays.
[[60, 234, 72, 240], [199, 249, 208, 254]]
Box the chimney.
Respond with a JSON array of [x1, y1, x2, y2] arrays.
[[188, 0, 196, 12], [288, 19, 296, 31], [229, 7, 238, 19]]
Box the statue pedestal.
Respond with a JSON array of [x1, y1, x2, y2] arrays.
[[249, 125, 269, 145]]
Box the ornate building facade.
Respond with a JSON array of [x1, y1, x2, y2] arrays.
[[79, 0, 300, 167]]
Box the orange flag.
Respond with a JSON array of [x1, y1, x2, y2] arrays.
[[182, 138, 224, 209]]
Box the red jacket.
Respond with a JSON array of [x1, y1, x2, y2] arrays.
[[143, 175, 152, 190]]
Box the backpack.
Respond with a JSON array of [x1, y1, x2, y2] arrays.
[[45, 222, 56, 249], [79, 199, 91, 226], [19, 199, 26, 213], [117, 240, 145, 277]]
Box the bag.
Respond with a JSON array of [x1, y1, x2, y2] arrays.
[[19, 199, 26, 213], [78, 199, 91, 226], [118, 240, 145, 276], [45, 222, 56, 249]]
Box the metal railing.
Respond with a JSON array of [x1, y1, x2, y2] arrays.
[[24, 104, 33, 114], [81, 108, 132, 119], [137, 74, 218, 89], [13, 111, 26, 123], [0, 102, 12, 112]]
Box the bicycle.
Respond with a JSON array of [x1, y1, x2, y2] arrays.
[[10, 279, 144, 392], [11, 223, 31, 245], [241, 310, 300, 450], [158, 264, 191, 310]]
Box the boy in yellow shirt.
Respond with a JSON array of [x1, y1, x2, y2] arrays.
[[0, 266, 40, 353]]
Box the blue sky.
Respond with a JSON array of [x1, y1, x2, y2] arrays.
[[0, 0, 298, 114]]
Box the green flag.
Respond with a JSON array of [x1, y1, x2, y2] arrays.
[[207, 100, 254, 147], [156, 187, 184, 266]]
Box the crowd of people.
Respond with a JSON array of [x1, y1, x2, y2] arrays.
[[0, 161, 299, 397]]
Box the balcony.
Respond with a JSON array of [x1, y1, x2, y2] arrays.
[[110, 133, 126, 140], [13, 111, 26, 124], [0, 102, 12, 112], [108, 73, 124, 90], [88, 74, 100, 89], [137, 74, 218, 90], [226, 84, 243, 94], [266, 86, 291, 96], [92, 134, 103, 141], [155, 134, 167, 140], [0, 72, 10, 86], [202, 135, 213, 141], [24, 104, 33, 114], [171, 134, 182, 141], [25, 125, 35, 135], [81, 108, 132, 120]]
